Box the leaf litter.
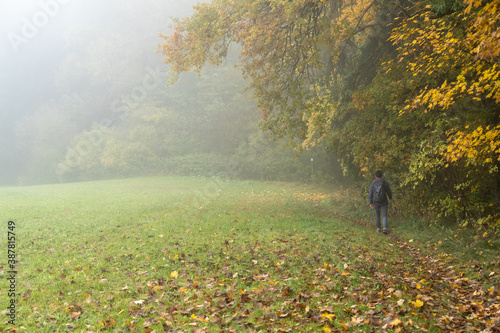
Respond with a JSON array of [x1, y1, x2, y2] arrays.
[[11, 185, 500, 332]]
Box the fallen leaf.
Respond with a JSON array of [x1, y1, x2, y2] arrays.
[[389, 318, 402, 327], [101, 317, 115, 329], [411, 299, 424, 308], [70, 312, 81, 320], [321, 313, 335, 321]]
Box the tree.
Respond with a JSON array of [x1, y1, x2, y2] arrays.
[[15, 96, 88, 184], [158, 0, 397, 145], [385, 0, 500, 227]]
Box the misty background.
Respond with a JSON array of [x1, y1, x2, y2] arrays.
[[0, 0, 335, 186]]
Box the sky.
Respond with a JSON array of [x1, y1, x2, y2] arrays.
[[0, 0, 199, 184]]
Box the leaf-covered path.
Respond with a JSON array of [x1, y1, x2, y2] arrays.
[[319, 205, 500, 332]]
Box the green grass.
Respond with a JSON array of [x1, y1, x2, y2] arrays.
[[0, 177, 498, 332]]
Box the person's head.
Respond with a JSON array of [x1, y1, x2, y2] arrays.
[[375, 170, 383, 178]]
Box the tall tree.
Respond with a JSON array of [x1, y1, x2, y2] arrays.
[[158, 0, 399, 145], [385, 0, 500, 225]]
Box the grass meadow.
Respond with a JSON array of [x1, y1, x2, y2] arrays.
[[0, 177, 499, 332]]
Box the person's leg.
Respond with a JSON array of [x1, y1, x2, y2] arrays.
[[381, 204, 388, 231], [374, 204, 381, 230]]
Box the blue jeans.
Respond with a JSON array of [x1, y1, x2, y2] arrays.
[[374, 203, 388, 230]]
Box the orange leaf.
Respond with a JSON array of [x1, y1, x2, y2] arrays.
[[70, 312, 81, 320]]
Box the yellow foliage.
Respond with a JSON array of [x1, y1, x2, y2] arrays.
[[444, 124, 500, 164], [391, 1, 500, 114], [302, 85, 337, 150]]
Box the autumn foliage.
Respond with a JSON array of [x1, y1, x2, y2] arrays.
[[159, 0, 500, 230]]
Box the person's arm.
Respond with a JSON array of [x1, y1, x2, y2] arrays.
[[369, 182, 374, 208]]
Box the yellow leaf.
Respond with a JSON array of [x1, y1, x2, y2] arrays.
[[390, 318, 402, 327], [412, 299, 424, 307], [321, 313, 335, 321], [170, 271, 179, 278]]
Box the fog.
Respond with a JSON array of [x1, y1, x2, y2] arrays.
[[0, 0, 334, 186], [0, 0, 195, 184]]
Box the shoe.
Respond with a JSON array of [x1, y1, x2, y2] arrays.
[[383, 229, 388, 234], [376, 228, 381, 232]]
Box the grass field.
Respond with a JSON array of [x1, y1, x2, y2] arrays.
[[0, 177, 499, 332]]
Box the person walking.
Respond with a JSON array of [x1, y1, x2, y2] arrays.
[[369, 170, 392, 234]]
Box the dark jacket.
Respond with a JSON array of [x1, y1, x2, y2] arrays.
[[369, 178, 392, 205]]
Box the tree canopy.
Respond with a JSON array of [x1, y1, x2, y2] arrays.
[[159, 0, 393, 142]]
